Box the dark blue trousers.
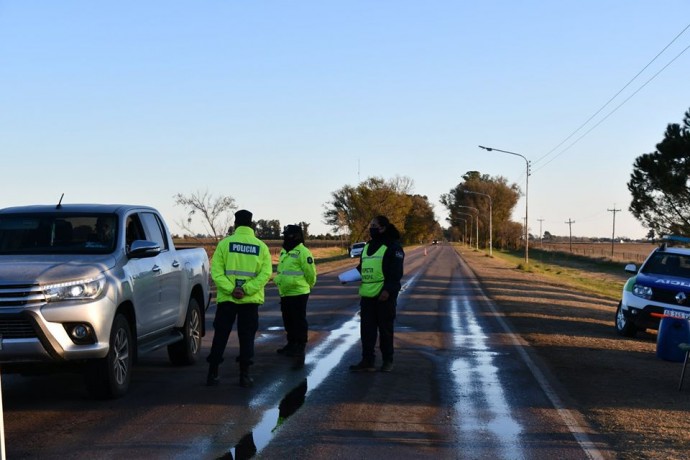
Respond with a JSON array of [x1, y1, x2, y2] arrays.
[[280, 293, 309, 345], [359, 296, 397, 364], [207, 301, 259, 366]]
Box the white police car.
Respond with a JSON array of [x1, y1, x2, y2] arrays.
[[615, 237, 690, 337]]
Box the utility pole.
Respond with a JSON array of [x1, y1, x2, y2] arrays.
[[608, 205, 621, 258], [538, 218, 545, 248], [565, 219, 575, 252]]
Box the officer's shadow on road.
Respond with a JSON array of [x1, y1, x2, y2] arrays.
[[216, 378, 308, 460]]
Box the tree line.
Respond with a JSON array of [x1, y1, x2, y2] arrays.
[[172, 107, 690, 246]]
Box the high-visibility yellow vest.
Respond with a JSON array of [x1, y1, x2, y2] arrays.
[[359, 243, 387, 298], [211, 226, 272, 304], [274, 243, 317, 297]]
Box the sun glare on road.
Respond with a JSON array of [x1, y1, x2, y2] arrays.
[[450, 297, 523, 457]]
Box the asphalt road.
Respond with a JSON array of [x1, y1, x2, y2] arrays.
[[1, 244, 606, 459]]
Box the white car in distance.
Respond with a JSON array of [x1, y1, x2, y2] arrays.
[[349, 242, 366, 258]]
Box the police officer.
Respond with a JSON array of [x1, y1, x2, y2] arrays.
[[207, 209, 272, 387], [274, 225, 317, 369], [349, 215, 404, 373]]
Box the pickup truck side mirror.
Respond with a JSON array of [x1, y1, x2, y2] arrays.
[[128, 240, 161, 259]]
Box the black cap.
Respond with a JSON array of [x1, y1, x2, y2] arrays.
[[283, 224, 302, 236], [234, 209, 253, 227]]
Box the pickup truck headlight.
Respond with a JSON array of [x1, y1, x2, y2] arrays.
[[44, 275, 105, 302], [632, 284, 653, 300]]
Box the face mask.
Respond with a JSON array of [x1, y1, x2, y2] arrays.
[[282, 235, 299, 250]]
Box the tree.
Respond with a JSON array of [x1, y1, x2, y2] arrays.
[[404, 195, 441, 243], [297, 221, 311, 239], [628, 108, 690, 236], [495, 220, 523, 250], [173, 190, 236, 240], [255, 219, 281, 240], [323, 176, 414, 243], [440, 171, 520, 250], [444, 226, 462, 242]]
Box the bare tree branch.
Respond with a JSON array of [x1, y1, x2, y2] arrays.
[[173, 190, 237, 241]]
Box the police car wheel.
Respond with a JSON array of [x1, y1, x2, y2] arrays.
[[615, 302, 637, 338]]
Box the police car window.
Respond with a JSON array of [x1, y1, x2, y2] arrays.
[[643, 253, 690, 277], [139, 212, 169, 251]]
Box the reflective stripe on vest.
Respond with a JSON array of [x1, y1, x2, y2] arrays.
[[225, 269, 257, 277], [280, 270, 305, 276], [359, 243, 387, 297]]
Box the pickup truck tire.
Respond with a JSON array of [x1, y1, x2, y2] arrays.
[[85, 313, 133, 399], [167, 297, 202, 365], [615, 302, 638, 338]]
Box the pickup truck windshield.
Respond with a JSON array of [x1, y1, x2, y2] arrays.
[[641, 252, 690, 278], [0, 213, 118, 255]]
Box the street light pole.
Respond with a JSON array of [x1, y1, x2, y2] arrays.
[[458, 205, 479, 251], [458, 211, 475, 248], [462, 190, 492, 256], [479, 145, 530, 265], [457, 218, 468, 246]]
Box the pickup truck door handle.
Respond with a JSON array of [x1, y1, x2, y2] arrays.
[[172, 260, 180, 268], [152, 265, 161, 273]]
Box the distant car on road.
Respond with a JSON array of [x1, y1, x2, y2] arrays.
[[616, 237, 690, 337], [432, 239, 439, 245], [350, 242, 366, 258]]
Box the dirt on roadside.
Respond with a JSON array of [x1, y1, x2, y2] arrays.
[[457, 247, 690, 460]]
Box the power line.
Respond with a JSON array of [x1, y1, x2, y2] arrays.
[[533, 41, 690, 174], [532, 21, 690, 171], [534, 22, 690, 166]]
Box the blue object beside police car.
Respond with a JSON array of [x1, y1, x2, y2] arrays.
[[616, 236, 690, 338]]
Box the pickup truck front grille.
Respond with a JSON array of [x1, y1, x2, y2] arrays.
[[0, 284, 47, 308], [0, 315, 37, 339]]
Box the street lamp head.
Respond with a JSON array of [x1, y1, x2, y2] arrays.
[[478, 145, 492, 151]]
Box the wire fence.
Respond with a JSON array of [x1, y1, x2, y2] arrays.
[[537, 242, 654, 264]]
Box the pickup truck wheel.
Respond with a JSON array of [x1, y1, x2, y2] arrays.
[[615, 302, 637, 338], [85, 313, 133, 399], [168, 297, 202, 365]]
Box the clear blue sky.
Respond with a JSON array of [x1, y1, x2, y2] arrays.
[[2, 1, 689, 239]]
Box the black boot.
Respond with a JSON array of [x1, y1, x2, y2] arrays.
[[282, 343, 301, 357], [239, 363, 254, 388], [349, 359, 376, 372], [291, 344, 306, 370], [276, 343, 294, 354], [206, 364, 219, 386]]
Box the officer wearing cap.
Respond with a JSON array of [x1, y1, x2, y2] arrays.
[[207, 209, 272, 388], [273, 224, 317, 369]]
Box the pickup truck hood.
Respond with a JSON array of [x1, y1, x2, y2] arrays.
[[636, 272, 690, 292], [0, 255, 117, 285]]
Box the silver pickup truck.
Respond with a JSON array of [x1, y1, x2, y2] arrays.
[[0, 203, 211, 398]]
